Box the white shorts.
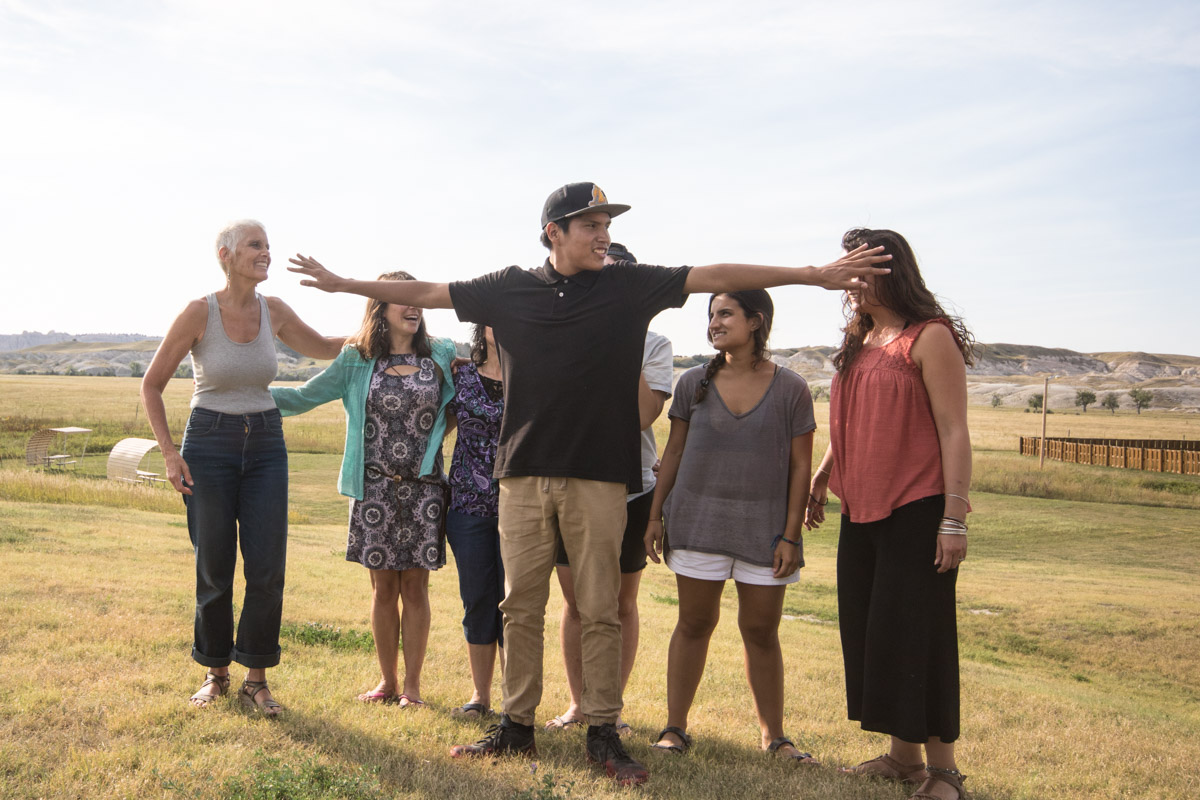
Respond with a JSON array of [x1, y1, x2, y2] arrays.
[[665, 547, 800, 586]]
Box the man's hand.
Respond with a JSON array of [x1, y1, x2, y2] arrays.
[[288, 254, 349, 293], [812, 244, 892, 290]]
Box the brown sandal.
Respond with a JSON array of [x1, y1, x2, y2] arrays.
[[766, 736, 820, 766], [841, 753, 928, 784], [188, 671, 230, 708], [909, 766, 968, 799], [239, 679, 283, 717]]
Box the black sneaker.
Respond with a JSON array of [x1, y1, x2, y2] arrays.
[[587, 723, 649, 785], [450, 715, 537, 758]]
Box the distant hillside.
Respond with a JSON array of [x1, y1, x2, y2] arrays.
[[4, 332, 1198, 411], [673, 343, 1200, 412], [0, 333, 472, 380], [0, 331, 154, 352]]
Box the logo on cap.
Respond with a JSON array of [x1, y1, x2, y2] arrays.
[[589, 185, 608, 207]]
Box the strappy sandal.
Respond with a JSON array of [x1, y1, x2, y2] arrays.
[[543, 714, 585, 731], [397, 694, 426, 709], [450, 702, 494, 719], [357, 689, 398, 704], [909, 766, 968, 799], [841, 753, 928, 784], [767, 736, 819, 766], [188, 671, 230, 708], [239, 679, 283, 717], [649, 726, 691, 754]]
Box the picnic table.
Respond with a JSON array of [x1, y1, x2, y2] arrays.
[[25, 427, 92, 469]]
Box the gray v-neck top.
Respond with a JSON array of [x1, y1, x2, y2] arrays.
[[662, 364, 816, 567], [189, 293, 278, 413]]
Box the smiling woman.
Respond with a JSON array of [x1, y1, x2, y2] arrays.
[[268, 271, 458, 709], [138, 219, 346, 718]]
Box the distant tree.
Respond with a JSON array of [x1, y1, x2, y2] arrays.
[[1101, 393, 1120, 414], [129, 361, 144, 378], [991, 393, 1002, 408], [811, 386, 828, 401], [173, 363, 193, 379], [65, 365, 80, 376], [1128, 388, 1153, 415], [1028, 393, 1043, 412], [1075, 389, 1096, 413]]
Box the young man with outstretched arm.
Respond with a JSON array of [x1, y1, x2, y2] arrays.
[[546, 242, 673, 738], [289, 182, 890, 786]]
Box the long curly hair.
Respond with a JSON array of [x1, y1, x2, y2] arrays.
[[469, 323, 489, 367], [346, 271, 434, 362], [832, 228, 974, 372], [694, 290, 774, 404]]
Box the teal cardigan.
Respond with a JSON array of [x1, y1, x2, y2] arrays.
[[270, 338, 457, 500]]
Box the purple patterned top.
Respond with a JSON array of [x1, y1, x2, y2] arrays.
[[448, 362, 504, 517]]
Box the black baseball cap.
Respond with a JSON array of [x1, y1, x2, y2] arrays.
[[541, 182, 631, 228], [607, 242, 637, 263]]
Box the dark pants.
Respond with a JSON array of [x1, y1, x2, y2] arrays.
[[445, 508, 505, 645], [181, 407, 288, 669], [837, 495, 960, 743]]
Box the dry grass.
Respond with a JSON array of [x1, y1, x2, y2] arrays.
[[2, 454, 1199, 799], [3, 374, 1200, 798]]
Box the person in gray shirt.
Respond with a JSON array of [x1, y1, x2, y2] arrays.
[[645, 289, 818, 764]]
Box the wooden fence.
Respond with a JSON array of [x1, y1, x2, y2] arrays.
[[1018, 437, 1200, 476]]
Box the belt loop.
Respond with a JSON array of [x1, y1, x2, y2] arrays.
[[541, 476, 549, 494], [214, 412, 223, 426]]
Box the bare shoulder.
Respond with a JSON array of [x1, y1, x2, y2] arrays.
[[912, 319, 957, 350], [912, 320, 964, 370], [159, 297, 209, 350], [175, 297, 211, 330], [263, 294, 300, 326], [263, 294, 292, 315]]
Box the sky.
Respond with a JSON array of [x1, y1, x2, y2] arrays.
[[2, 0, 1198, 357]]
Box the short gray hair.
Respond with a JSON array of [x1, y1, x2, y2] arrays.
[[215, 219, 267, 273]]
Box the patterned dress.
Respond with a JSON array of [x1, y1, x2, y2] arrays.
[[447, 363, 504, 517], [347, 353, 446, 571]]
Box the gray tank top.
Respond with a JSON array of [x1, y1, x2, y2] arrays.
[[190, 293, 278, 413]]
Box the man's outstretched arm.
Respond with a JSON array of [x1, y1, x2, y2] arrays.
[[288, 254, 454, 309], [683, 244, 891, 294]]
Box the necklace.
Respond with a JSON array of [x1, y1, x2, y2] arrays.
[[867, 323, 906, 347]]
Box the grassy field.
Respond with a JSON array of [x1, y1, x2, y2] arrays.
[[1, 375, 1199, 799]]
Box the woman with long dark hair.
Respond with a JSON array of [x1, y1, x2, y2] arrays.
[[806, 228, 974, 800], [270, 271, 456, 707], [141, 220, 344, 715], [644, 289, 818, 763], [444, 323, 505, 718]]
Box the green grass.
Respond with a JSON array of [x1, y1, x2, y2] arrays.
[[3, 374, 1200, 798], [2, 463, 1199, 799]]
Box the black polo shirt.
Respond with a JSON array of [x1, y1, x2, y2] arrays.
[[449, 259, 690, 492]]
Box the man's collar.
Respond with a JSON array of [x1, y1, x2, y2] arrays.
[[540, 258, 599, 287]]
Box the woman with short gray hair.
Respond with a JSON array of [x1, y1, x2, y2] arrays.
[[141, 220, 344, 716]]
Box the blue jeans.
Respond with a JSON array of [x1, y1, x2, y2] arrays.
[[181, 407, 288, 669], [444, 509, 504, 645]]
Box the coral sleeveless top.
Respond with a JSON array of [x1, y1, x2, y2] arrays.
[[829, 318, 951, 523]]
